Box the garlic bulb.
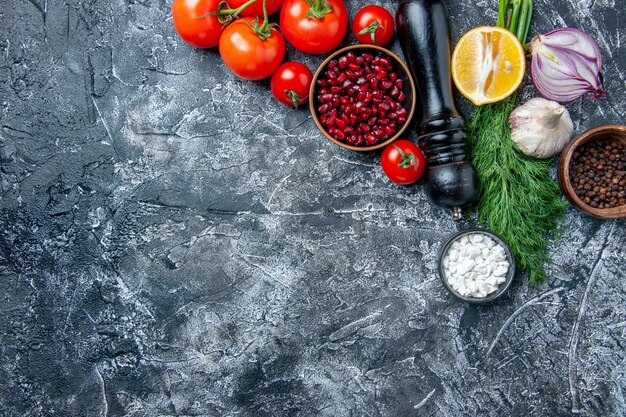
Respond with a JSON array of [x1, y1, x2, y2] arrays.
[[508, 97, 574, 159]]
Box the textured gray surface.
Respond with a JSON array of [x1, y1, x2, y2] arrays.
[[1, 0, 625, 415]]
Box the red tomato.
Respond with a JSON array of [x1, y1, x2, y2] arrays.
[[172, 0, 231, 48], [352, 5, 395, 46], [271, 62, 313, 108], [219, 17, 286, 80], [280, 0, 348, 54], [381, 140, 426, 185], [228, 0, 284, 16]]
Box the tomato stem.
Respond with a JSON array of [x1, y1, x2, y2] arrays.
[[200, 0, 256, 23], [259, 0, 269, 32], [394, 145, 416, 169], [286, 89, 305, 108], [305, 0, 333, 19], [357, 21, 383, 44], [221, 0, 257, 16], [246, 0, 275, 40]]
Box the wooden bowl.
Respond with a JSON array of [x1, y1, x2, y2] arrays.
[[309, 44, 417, 152], [558, 124, 626, 219]]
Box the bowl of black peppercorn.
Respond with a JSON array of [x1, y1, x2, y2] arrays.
[[559, 124, 626, 219]]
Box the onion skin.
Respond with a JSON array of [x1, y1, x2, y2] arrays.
[[530, 28, 607, 103]]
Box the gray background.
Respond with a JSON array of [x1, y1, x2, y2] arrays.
[[1, 0, 625, 415]]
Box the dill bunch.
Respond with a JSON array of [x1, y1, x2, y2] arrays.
[[466, 96, 566, 283]]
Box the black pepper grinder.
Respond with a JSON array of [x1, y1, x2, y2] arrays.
[[396, 0, 478, 220]]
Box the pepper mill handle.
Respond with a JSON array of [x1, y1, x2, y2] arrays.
[[396, 0, 478, 216]]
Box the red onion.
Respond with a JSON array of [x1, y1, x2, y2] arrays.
[[530, 28, 607, 103]]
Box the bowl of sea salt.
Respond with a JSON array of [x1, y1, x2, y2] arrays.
[[438, 229, 515, 303]]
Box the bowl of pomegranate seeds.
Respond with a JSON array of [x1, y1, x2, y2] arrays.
[[309, 45, 417, 151]]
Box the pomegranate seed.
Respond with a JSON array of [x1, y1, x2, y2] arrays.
[[317, 79, 327, 87], [330, 86, 341, 94], [379, 80, 393, 90], [355, 56, 364, 65], [349, 115, 358, 125], [335, 118, 347, 129], [366, 73, 376, 80], [379, 118, 389, 126], [366, 134, 377, 145], [369, 79, 378, 89], [388, 112, 399, 120], [346, 52, 355, 62], [362, 53, 373, 62], [342, 80, 354, 90], [328, 71, 337, 79], [376, 70, 388, 80], [319, 115, 327, 124], [328, 127, 338, 136], [326, 116, 336, 126], [338, 56, 348, 69], [396, 79, 404, 89], [355, 101, 364, 110], [337, 73, 348, 84], [397, 107, 408, 118], [340, 96, 350, 105], [389, 86, 400, 98], [384, 125, 396, 136], [335, 129, 346, 140], [397, 116, 407, 125], [373, 128, 385, 139], [356, 77, 367, 85], [380, 102, 391, 112], [372, 90, 384, 99], [346, 135, 356, 145], [329, 108, 337, 118], [345, 126, 354, 135], [348, 63, 360, 72], [331, 97, 340, 107], [398, 92, 407, 103], [359, 123, 370, 133], [378, 109, 386, 118], [367, 117, 378, 126], [389, 72, 398, 82], [318, 104, 329, 113]]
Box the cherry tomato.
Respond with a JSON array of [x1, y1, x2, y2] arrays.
[[219, 17, 286, 80], [280, 0, 348, 54], [228, 0, 284, 16], [352, 5, 395, 46], [271, 62, 313, 108], [381, 140, 426, 185]]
